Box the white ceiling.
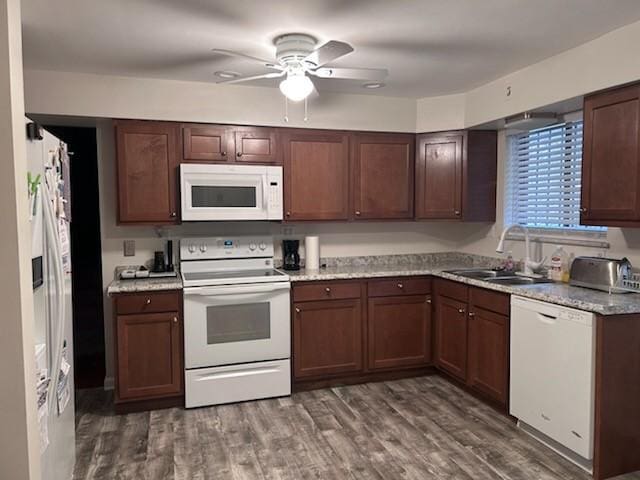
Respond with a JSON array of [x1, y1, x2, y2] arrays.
[[21, 0, 640, 98]]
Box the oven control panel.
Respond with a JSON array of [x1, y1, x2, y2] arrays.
[[180, 236, 274, 260]]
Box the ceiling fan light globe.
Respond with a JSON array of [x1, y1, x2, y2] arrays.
[[279, 75, 314, 102]]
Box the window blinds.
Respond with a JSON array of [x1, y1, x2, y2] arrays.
[[506, 121, 603, 231]]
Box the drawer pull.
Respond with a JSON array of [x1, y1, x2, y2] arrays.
[[173, 316, 178, 324], [145, 298, 151, 305], [458, 308, 465, 314], [397, 283, 404, 289], [355, 210, 361, 216], [295, 307, 301, 313], [325, 287, 331, 293], [426, 298, 432, 304], [468, 311, 475, 317]]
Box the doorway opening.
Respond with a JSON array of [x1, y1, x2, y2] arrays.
[[45, 125, 105, 389]]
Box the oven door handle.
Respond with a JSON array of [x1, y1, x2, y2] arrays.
[[184, 282, 290, 297]]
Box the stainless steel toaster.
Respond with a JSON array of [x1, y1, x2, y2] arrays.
[[569, 256, 633, 293]]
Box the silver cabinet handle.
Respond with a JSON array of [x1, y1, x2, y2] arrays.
[[468, 311, 475, 317], [286, 211, 291, 217], [458, 308, 465, 314], [454, 210, 461, 216], [145, 298, 151, 305], [325, 287, 331, 293], [173, 316, 178, 324], [397, 283, 404, 289], [426, 298, 432, 304], [355, 211, 361, 216], [295, 307, 301, 313], [580, 207, 587, 213], [170, 212, 177, 218], [221, 151, 227, 156]]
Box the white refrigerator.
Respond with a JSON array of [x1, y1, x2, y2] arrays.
[[27, 119, 76, 480]]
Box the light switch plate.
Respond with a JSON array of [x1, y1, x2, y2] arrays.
[[123, 240, 135, 257]]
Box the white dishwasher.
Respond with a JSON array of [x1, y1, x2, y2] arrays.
[[510, 296, 595, 465]]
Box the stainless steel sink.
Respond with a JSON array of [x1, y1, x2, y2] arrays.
[[445, 269, 502, 279], [445, 268, 554, 285], [485, 276, 554, 285]]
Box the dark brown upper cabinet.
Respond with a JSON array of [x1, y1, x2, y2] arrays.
[[234, 127, 279, 164], [182, 124, 233, 162], [115, 120, 180, 224], [282, 129, 351, 221], [582, 83, 640, 227], [182, 124, 279, 165], [415, 130, 497, 221], [351, 133, 415, 220]]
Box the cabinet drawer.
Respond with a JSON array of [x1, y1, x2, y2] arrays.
[[469, 287, 509, 316], [292, 282, 361, 302], [115, 291, 180, 315], [368, 277, 431, 297], [434, 278, 468, 302]]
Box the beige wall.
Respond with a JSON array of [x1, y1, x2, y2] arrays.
[[25, 70, 417, 132], [0, 0, 41, 478]]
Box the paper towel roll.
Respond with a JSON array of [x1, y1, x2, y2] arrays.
[[305, 236, 320, 271]]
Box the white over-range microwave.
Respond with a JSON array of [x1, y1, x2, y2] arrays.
[[180, 164, 283, 221]]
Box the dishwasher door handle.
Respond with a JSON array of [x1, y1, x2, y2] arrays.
[[538, 312, 558, 324]]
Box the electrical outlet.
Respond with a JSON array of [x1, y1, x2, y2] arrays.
[[123, 240, 135, 257]]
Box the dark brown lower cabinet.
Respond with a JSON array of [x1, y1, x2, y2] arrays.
[[292, 277, 432, 386], [434, 279, 510, 407], [293, 298, 363, 379], [434, 294, 468, 381], [467, 305, 509, 406], [368, 294, 432, 370], [113, 291, 183, 410]]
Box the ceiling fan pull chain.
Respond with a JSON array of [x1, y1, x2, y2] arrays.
[[284, 96, 289, 123]]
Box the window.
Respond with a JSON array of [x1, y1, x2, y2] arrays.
[[505, 120, 604, 232]]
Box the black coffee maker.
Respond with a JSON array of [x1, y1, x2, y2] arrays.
[[282, 239, 300, 271]]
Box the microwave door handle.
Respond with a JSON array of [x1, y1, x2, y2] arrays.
[[262, 175, 268, 211]]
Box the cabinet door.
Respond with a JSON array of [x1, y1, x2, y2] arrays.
[[116, 121, 179, 224], [116, 312, 182, 400], [283, 130, 350, 221], [582, 84, 640, 223], [467, 305, 509, 405], [351, 133, 414, 219], [434, 294, 468, 380], [367, 294, 431, 370], [416, 132, 463, 219], [182, 124, 233, 162], [293, 298, 363, 379], [234, 127, 280, 164]]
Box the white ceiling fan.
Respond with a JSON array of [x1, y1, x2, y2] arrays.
[[212, 33, 388, 102]]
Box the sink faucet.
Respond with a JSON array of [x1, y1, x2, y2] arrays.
[[496, 224, 545, 276]]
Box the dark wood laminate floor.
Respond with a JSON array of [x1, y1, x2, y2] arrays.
[[73, 375, 640, 480]]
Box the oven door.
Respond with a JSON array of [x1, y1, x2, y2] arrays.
[[183, 282, 290, 369], [180, 164, 269, 221]]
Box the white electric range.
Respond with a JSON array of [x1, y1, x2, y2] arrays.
[[180, 236, 291, 408]]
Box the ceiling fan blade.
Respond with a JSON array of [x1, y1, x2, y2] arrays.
[[216, 71, 285, 85], [303, 40, 354, 67], [310, 67, 388, 81], [211, 49, 281, 69]]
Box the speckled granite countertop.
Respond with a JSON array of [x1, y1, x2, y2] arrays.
[[286, 253, 640, 316], [107, 275, 183, 295], [105, 254, 640, 315]]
